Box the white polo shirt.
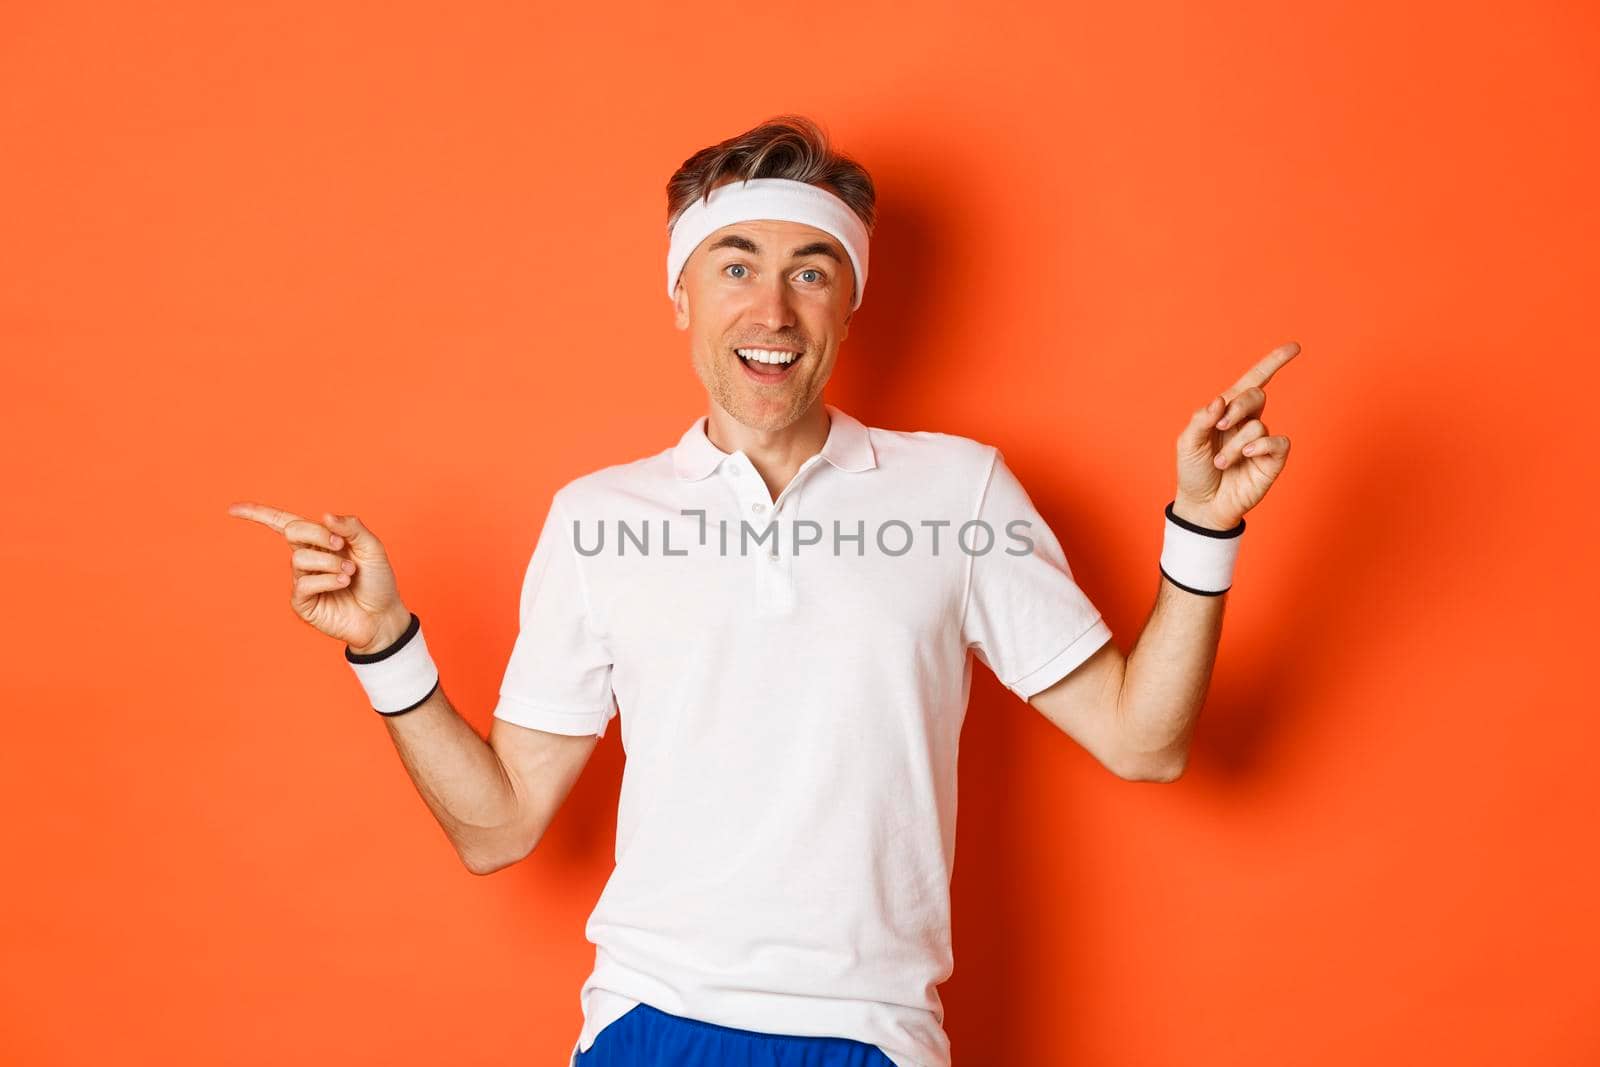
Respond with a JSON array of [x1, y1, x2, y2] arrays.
[[493, 402, 1113, 1067]]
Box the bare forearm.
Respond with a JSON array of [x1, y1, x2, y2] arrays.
[[1119, 339, 1300, 772], [375, 681, 523, 872], [1116, 574, 1226, 777]]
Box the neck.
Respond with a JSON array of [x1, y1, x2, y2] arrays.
[[704, 399, 830, 501]]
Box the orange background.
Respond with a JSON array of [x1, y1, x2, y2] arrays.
[[3, 2, 1596, 1063]]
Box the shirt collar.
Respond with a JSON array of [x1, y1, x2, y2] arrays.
[[672, 402, 876, 481]]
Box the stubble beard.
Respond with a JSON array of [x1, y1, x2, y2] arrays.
[[697, 346, 816, 433]]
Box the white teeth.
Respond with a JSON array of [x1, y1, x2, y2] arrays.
[[736, 348, 799, 365]]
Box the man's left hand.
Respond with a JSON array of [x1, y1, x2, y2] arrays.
[[1173, 341, 1300, 530]]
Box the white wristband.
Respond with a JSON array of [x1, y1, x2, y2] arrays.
[[1159, 501, 1244, 595], [345, 613, 440, 715]]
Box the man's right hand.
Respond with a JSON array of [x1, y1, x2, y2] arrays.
[[228, 503, 412, 655]]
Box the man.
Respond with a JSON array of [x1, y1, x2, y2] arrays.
[[229, 114, 1297, 1067]]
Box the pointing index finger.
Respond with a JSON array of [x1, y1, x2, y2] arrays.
[[227, 501, 305, 534], [1228, 341, 1301, 396]]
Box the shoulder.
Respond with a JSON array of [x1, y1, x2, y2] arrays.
[[863, 422, 1001, 487], [549, 446, 677, 514]]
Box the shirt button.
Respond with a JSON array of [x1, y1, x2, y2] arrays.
[[752, 502, 766, 514]]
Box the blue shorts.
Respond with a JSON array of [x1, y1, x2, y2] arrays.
[[573, 1001, 896, 1067]]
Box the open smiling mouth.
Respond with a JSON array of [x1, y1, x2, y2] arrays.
[[735, 346, 803, 381]]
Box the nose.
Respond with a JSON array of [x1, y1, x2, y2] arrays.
[[749, 273, 797, 332]]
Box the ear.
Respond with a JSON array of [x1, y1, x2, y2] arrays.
[[673, 279, 690, 331]]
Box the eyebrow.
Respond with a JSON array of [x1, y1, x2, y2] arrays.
[[705, 234, 842, 263]]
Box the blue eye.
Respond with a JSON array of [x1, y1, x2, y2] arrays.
[[726, 264, 747, 278], [799, 269, 823, 283]]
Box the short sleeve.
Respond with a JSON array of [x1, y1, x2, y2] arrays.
[[493, 492, 618, 737], [960, 448, 1113, 700]]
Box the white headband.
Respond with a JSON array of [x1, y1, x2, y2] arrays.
[[666, 177, 870, 311]]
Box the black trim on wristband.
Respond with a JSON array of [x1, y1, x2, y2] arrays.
[[1159, 563, 1230, 596], [376, 676, 441, 717], [345, 612, 420, 663], [1165, 500, 1245, 538]]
